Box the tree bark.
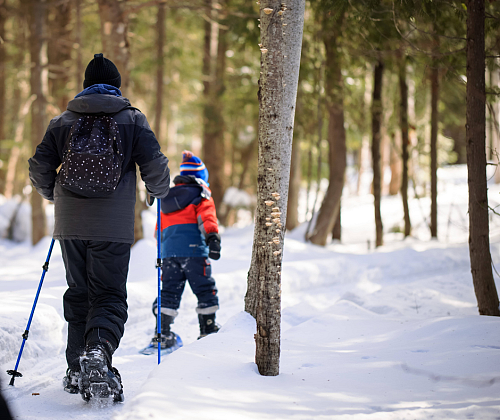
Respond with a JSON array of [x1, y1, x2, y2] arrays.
[[96, 0, 130, 94], [4, 94, 36, 199], [398, 53, 411, 237], [48, 0, 71, 113], [202, 0, 226, 216], [372, 61, 384, 248], [245, 0, 304, 377], [308, 9, 346, 246], [26, 0, 48, 244], [154, 2, 166, 142], [466, 0, 500, 316], [0, 0, 6, 194], [285, 108, 301, 231], [74, 0, 83, 90], [430, 33, 440, 239]]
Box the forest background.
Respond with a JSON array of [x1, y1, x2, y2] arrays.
[[0, 0, 499, 250]]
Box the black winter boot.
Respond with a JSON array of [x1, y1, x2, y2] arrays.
[[152, 314, 177, 349], [79, 342, 124, 403], [198, 314, 220, 339]]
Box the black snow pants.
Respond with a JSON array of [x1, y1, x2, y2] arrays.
[[60, 240, 130, 370]]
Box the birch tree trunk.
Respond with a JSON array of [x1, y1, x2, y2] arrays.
[[308, 9, 346, 246], [27, 0, 48, 244], [372, 61, 384, 248], [245, 0, 304, 376], [466, 0, 500, 316]]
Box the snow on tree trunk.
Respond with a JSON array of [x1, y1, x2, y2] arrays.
[[244, 0, 304, 376], [466, 0, 500, 316]]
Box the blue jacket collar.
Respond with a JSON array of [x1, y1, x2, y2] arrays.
[[75, 84, 122, 98]]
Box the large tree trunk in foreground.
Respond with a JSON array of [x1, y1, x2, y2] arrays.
[[372, 60, 384, 248], [308, 9, 346, 246], [245, 0, 304, 376], [466, 0, 500, 316]]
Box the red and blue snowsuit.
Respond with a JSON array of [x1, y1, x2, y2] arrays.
[[153, 175, 219, 317]]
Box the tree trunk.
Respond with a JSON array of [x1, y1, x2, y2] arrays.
[[372, 61, 384, 248], [466, 0, 500, 316], [27, 0, 48, 244], [398, 53, 411, 237], [4, 94, 36, 199], [202, 0, 226, 216], [0, 0, 6, 194], [332, 204, 341, 241], [96, 0, 130, 94], [48, 0, 71, 113], [97, 0, 146, 243], [285, 118, 301, 231], [154, 2, 166, 142], [430, 33, 439, 239], [74, 0, 83, 90], [245, 0, 304, 377], [308, 9, 346, 246]]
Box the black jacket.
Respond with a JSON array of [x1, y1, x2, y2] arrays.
[[29, 94, 170, 244]]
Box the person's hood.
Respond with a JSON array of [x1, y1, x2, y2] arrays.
[[67, 94, 131, 115]]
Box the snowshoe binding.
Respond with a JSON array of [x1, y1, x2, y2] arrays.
[[79, 344, 124, 403], [139, 332, 183, 356], [63, 368, 80, 394]]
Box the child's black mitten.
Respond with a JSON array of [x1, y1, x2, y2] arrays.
[[206, 232, 221, 260]]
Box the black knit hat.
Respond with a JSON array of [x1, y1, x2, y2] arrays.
[[83, 53, 121, 89]]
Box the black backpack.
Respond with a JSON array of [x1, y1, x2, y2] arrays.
[[57, 110, 131, 197]]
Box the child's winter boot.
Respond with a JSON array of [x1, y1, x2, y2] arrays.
[[152, 314, 177, 349], [197, 313, 220, 339]]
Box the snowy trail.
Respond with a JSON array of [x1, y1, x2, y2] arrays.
[[1, 167, 500, 419]]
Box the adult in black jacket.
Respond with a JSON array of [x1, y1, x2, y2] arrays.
[[29, 54, 170, 402]]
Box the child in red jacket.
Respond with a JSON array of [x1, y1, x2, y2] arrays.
[[151, 151, 221, 349]]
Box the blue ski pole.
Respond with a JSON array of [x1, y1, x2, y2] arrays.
[[7, 238, 56, 386], [156, 198, 162, 364]]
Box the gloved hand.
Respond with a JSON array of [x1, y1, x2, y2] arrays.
[[206, 232, 221, 260], [146, 193, 155, 207]]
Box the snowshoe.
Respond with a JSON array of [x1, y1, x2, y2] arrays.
[[63, 368, 80, 394], [139, 332, 183, 356], [79, 344, 124, 403]]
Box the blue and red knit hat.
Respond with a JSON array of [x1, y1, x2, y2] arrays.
[[180, 150, 209, 183]]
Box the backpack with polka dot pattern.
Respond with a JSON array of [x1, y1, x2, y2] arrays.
[[57, 113, 124, 197]]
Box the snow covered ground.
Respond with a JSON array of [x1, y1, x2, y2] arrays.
[[1, 164, 500, 419]]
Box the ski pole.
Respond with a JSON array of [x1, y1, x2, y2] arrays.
[[156, 198, 162, 364], [7, 238, 56, 386]]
